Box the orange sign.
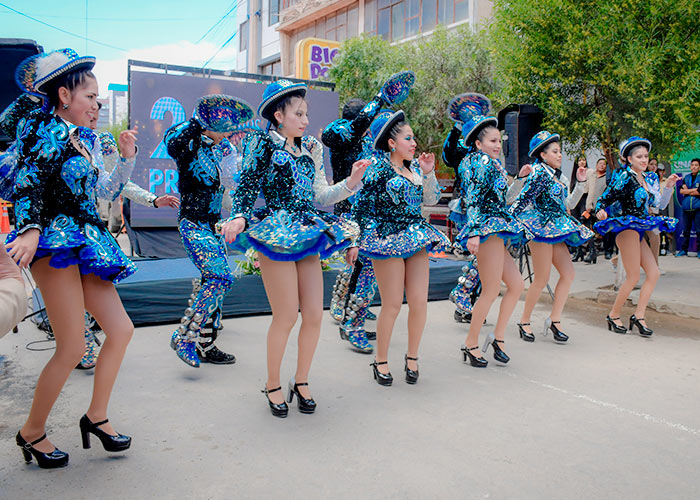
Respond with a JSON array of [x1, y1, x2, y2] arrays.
[[295, 37, 341, 80]]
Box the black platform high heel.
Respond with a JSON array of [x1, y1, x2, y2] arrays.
[[629, 314, 653, 337], [404, 355, 419, 384], [544, 318, 569, 343], [606, 315, 628, 334], [287, 379, 316, 414], [79, 415, 131, 452], [262, 386, 288, 418], [490, 339, 510, 364], [370, 360, 393, 386], [16, 431, 69, 469], [517, 323, 535, 342], [461, 345, 488, 367]]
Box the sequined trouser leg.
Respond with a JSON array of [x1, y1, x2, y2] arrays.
[[77, 312, 100, 369], [449, 254, 481, 321], [172, 219, 235, 367], [340, 255, 378, 353], [329, 266, 352, 322]]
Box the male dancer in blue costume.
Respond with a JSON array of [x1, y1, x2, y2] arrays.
[[167, 95, 250, 367]]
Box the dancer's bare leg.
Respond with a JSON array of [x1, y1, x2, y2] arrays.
[[372, 257, 406, 374], [465, 237, 505, 348], [518, 241, 552, 332], [83, 273, 134, 436], [610, 230, 641, 323], [404, 249, 429, 371], [259, 254, 299, 404], [294, 255, 323, 399], [20, 259, 85, 453], [550, 242, 575, 323]]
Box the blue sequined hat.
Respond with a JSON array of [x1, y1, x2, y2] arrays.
[[24, 49, 96, 94], [462, 115, 499, 145], [257, 80, 307, 121], [380, 70, 416, 106], [195, 94, 254, 132], [371, 110, 405, 152], [528, 130, 561, 158], [619, 136, 652, 161], [447, 93, 491, 123]]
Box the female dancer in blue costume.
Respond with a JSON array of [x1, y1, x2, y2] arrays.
[[347, 110, 448, 385], [595, 137, 677, 336], [166, 95, 252, 367], [221, 80, 369, 417], [5, 49, 137, 468], [508, 131, 592, 343], [454, 110, 528, 368]]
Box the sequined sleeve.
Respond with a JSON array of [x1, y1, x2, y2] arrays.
[[420, 164, 441, 206], [215, 138, 240, 189], [96, 132, 154, 206], [0, 93, 42, 138], [12, 114, 65, 233], [565, 180, 586, 210], [91, 131, 134, 202], [229, 132, 272, 221], [165, 119, 202, 160], [462, 155, 492, 238], [511, 165, 547, 215], [595, 170, 627, 213], [305, 135, 357, 207], [351, 161, 383, 240], [321, 97, 382, 150], [644, 172, 661, 208]]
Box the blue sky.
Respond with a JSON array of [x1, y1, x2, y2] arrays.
[[1, 0, 242, 95]]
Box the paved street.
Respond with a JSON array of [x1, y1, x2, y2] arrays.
[[1, 256, 699, 499]]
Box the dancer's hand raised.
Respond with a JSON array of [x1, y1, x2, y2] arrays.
[[466, 236, 480, 255], [517, 164, 532, 178], [418, 152, 435, 174], [118, 129, 138, 159], [221, 217, 246, 243], [348, 159, 371, 189], [596, 209, 608, 220], [576, 166, 588, 182], [665, 173, 681, 188]]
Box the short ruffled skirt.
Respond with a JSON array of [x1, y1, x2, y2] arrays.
[[232, 208, 359, 261], [516, 211, 594, 246], [454, 216, 529, 249], [6, 214, 136, 283], [358, 221, 449, 260], [593, 215, 677, 236]]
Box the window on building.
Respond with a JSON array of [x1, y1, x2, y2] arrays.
[[269, 0, 280, 25], [370, 0, 470, 41], [260, 59, 282, 75], [240, 20, 249, 51], [365, 0, 377, 34]]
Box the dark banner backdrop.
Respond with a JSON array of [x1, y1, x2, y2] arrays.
[[128, 70, 340, 228]]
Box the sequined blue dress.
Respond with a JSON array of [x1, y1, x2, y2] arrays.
[[228, 130, 360, 261], [594, 166, 677, 236], [6, 110, 135, 283], [509, 161, 593, 246], [454, 152, 528, 248], [351, 157, 448, 259]]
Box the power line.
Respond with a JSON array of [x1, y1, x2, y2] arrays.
[[196, 0, 241, 44], [202, 29, 239, 69], [0, 2, 127, 52]]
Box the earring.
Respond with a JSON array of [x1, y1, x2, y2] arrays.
[[278, 123, 283, 130], [391, 147, 395, 152], [62, 104, 69, 110]]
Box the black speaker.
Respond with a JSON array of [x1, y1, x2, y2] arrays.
[[498, 104, 543, 176], [0, 38, 43, 147]]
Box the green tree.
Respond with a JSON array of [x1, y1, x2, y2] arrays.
[[330, 25, 499, 169], [490, 0, 700, 165]]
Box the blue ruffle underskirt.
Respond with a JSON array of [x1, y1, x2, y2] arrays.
[[358, 222, 450, 260], [231, 208, 358, 261], [454, 216, 529, 249], [516, 211, 594, 247], [6, 214, 136, 283], [593, 215, 677, 236]]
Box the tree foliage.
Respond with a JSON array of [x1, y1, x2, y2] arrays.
[[330, 25, 499, 168], [490, 0, 700, 164]]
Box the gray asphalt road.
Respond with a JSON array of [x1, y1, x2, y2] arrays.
[[1, 298, 698, 499]]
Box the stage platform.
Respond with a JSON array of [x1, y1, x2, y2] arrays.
[[115, 255, 463, 326]]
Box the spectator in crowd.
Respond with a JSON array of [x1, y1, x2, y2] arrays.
[[656, 163, 674, 255], [677, 158, 700, 257], [570, 156, 589, 261], [0, 242, 26, 338], [584, 158, 615, 262]]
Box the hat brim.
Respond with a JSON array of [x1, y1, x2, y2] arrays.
[[258, 83, 307, 121], [34, 57, 96, 94], [528, 133, 561, 158], [196, 95, 254, 132], [620, 139, 652, 160], [15, 54, 41, 94], [447, 93, 491, 122], [373, 110, 406, 151], [462, 116, 499, 145], [380, 71, 415, 106]]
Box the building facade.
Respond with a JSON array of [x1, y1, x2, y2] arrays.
[[235, 0, 493, 78]]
